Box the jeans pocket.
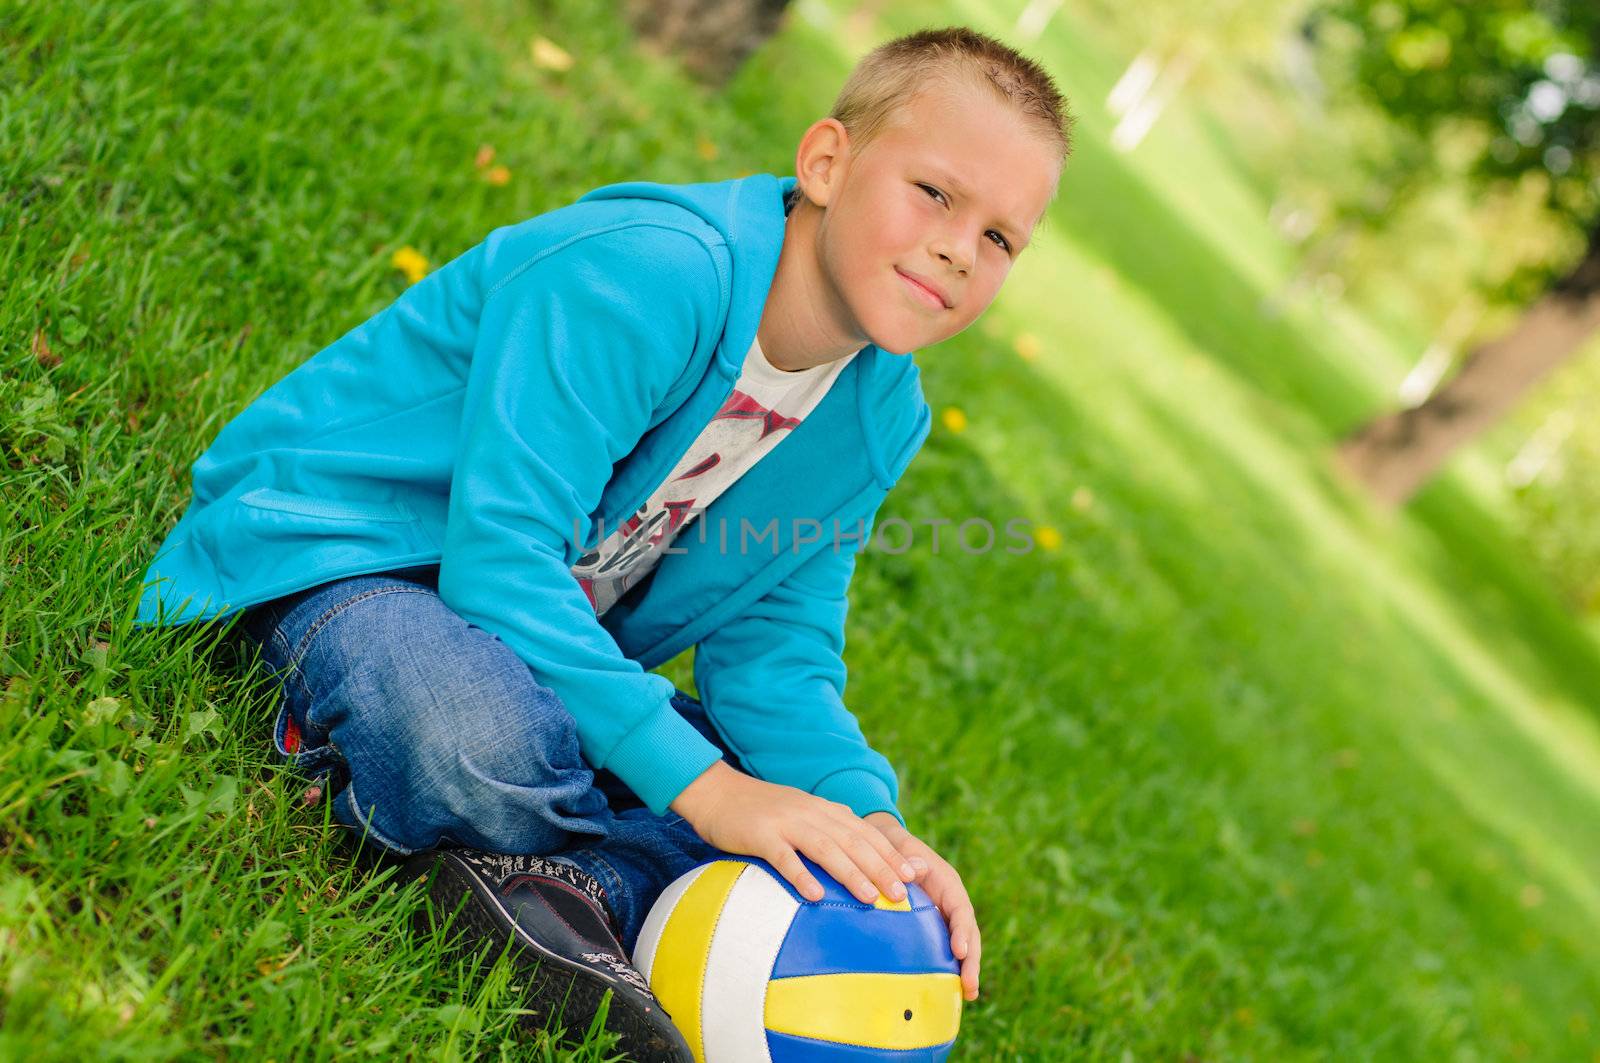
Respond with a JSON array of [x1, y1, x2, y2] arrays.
[[271, 696, 343, 783]]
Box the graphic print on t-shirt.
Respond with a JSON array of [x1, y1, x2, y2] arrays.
[[712, 392, 804, 439], [571, 338, 856, 616]]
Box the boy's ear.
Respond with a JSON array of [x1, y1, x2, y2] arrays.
[[794, 117, 850, 209]]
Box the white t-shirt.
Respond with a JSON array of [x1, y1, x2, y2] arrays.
[[571, 336, 856, 615]]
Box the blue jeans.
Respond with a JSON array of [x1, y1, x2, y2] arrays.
[[235, 563, 729, 954]]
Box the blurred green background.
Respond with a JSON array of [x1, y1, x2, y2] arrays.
[[4, 0, 1599, 1059]]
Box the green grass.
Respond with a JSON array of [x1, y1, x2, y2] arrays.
[[5, 0, 1600, 1058]]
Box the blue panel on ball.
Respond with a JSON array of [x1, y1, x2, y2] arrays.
[[771, 901, 957, 978], [765, 1029, 956, 1063]]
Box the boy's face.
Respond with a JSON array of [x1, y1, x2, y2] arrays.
[[798, 79, 1060, 357]]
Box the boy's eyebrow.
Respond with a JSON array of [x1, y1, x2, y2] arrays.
[[925, 165, 1031, 249]]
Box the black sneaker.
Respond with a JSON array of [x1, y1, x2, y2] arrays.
[[406, 848, 692, 1062]]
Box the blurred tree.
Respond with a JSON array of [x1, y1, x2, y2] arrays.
[[1317, 1, 1600, 506], [624, 0, 792, 88]]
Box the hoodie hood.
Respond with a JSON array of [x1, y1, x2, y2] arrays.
[[579, 172, 798, 379]]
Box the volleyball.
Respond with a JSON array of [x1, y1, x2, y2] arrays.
[[631, 854, 963, 1062]]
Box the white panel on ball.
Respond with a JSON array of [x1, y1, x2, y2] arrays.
[[701, 867, 801, 1063]]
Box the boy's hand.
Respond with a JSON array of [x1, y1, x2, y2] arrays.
[[671, 761, 919, 908], [864, 811, 981, 1003]]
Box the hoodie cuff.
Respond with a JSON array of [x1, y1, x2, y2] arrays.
[[811, 768, 905, 827], [602, 696, 725, 815]]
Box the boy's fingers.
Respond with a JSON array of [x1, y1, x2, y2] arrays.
[[772, 846, 824, 901], [843, 811, 918, 884], [949, 900, 977, 943], [905, 851, 978, 998], [949, 904, 980, 999], [950, 915, 981, 998], [801, 831, 883, 905], [923, 882, 973, 954], [862, 813, 912, 849], [898, 855, 932, 884], [922, 871, 961, 915], [951, 908, 975, 955], [845, 824, 917, 893], [916, 850, 952, 885], [861, 821, 916, 876], [938, 872, 969, 911]]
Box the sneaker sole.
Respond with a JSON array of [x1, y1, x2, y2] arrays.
[[406, 851, 692, 1063]]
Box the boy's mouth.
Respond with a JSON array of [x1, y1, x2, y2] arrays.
[[895, 268, 951, 310]]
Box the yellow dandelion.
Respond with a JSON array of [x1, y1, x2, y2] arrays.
[[1034, 525, 1062, 551], [941, 406, 967, 433], [696, 135, 720, 161], [391, 246, 429, 285], [474, 143, 496, 169], [1013, 332, 1042, 361], [531, 35, 575, 72], [484, 165, 512, 187], [1071, 486, 1094, 512]]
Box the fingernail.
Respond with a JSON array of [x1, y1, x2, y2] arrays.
[[900, 862, 916, 879], [890, 881, 906, 899], [909, 857, 929, 871]]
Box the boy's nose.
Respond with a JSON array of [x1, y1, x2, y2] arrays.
[[934, 245, 971, 277]]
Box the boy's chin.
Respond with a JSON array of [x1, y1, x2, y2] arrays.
[[868, 325, 948, 358], [862, 320, 934, 357]]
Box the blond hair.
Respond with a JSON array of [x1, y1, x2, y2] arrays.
[[828, 26, 1073, 171]]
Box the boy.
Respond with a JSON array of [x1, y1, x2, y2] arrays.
[[134, 25, 1068, 1061]]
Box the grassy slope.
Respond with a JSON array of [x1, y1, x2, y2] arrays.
[[3, 0, 1599, 1059]]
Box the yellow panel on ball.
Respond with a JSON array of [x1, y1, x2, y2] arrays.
[[644, 858, 746, 1060]]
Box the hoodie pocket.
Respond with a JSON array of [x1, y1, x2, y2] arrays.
[[196, 488, 438, 592], [238, 487, 419, 523]]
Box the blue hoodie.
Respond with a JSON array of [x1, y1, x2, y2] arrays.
[[132, 173, 931, 825]]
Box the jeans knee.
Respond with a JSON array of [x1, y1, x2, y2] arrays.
[[275, 582, 616, 854], [343, 667, 612, 853]]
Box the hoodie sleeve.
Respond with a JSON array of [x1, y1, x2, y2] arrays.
[[691, 512, 906, 827], [436, 223, 727, 816]]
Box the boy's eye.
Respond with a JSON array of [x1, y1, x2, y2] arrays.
[[918, 183, 1012, 254]]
